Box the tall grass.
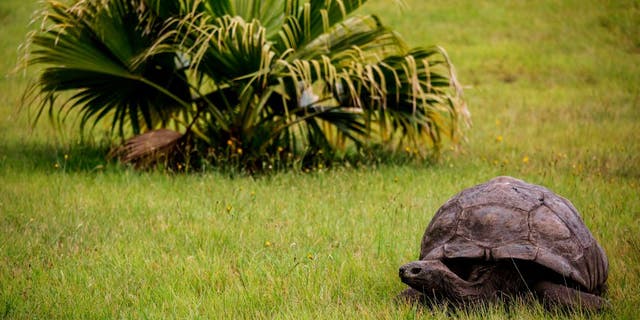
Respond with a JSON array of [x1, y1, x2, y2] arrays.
[[1, 0, 639, 318]]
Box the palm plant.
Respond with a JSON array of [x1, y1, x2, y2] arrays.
[[24, 0, 469, 171]]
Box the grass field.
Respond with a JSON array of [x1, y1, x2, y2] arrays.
[[1, 0, 639, 318]]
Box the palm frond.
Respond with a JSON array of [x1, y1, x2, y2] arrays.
[[298, 15, 408, 62], [274, 0, 368, 53], [162, 13, 274, 86], [112, 128, 183, 165], [205, 0, 285, 37], [25, 0, 192, 136], [273, 43, 466, 153]]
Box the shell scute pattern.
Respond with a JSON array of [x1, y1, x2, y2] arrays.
[[419, 176, 607, 292]]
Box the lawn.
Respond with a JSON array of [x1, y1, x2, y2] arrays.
[[1, 0, 639, 318]]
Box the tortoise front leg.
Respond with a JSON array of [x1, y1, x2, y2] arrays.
[[397, 287, 425, 304], [533, 281, 608, 311]]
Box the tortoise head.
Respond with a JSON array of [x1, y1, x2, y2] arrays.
[[399, 259, 485, 301]]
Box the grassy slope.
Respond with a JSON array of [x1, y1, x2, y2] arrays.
[[1, 0, 639, 318]]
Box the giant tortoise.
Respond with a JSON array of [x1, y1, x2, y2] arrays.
[[399, 176, 608, 311]]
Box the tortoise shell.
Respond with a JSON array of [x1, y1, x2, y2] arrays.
[[420, 176, 608, 294]]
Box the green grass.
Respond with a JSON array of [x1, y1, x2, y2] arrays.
[[1, 0, 639, 318]]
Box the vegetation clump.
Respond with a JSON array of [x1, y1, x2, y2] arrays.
[[23, 0, 468, 172]]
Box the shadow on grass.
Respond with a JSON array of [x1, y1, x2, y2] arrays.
[[0, 139, 441, 176], [0, 140, 113, 174]]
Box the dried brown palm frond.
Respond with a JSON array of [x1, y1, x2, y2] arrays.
[[110, 129, 184, 169]]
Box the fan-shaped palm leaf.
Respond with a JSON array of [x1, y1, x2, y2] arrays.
[[26, 0, 192, 136]]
